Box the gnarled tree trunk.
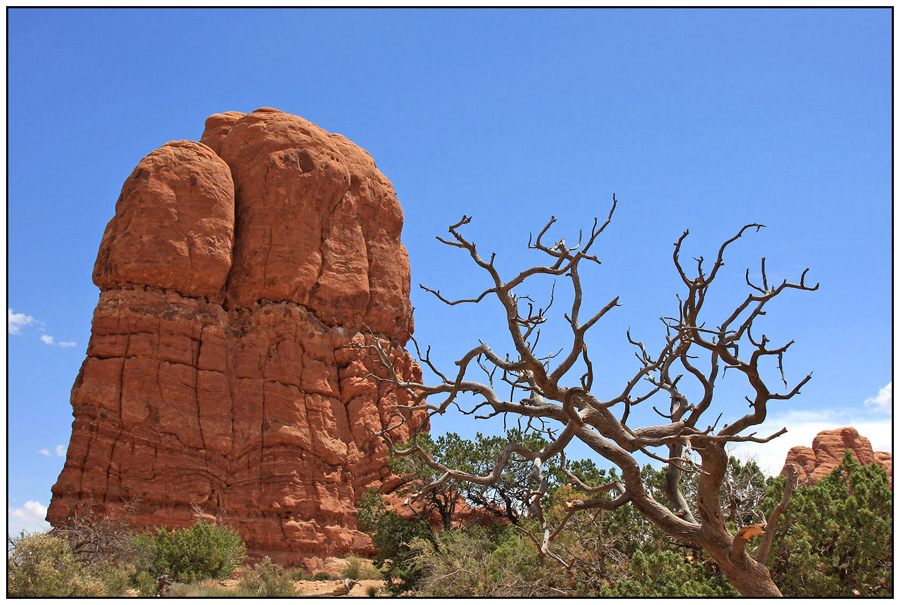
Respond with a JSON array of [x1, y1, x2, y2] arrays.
[[357, 198, 815, 596], [707, 532, 782, 597]]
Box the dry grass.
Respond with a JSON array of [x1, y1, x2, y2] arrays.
[[158, 556, 385, 597]]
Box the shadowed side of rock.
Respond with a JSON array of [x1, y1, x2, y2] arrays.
[[48, 108, 427, 566]]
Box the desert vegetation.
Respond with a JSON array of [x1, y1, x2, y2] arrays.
[[8, 517, 245, 597], [350, 202, 893, 597], [6, 451, 891, 597], [359, 449, 892, 597]]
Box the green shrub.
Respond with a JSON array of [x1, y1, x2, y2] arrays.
[[90, 559, 139, 596], [411, 525, 564, 597], [288, 566, 312, 581], [7, 531, 108, 597], [130, 569, 159, 597], [342, 554, 362, 580], [599, 548, 738, 597], [355, 487, 435, 595], [137, 520, 246, 583], [762, 451, 893, 597], [314, 570, 334, 580], [342, 554, 381, 580], [237, 556, 297, 597]]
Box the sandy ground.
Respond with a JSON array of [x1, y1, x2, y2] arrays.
[[213, 577, 384, 596], [294, 579, 384, 597], [122, 559, 388, 597]]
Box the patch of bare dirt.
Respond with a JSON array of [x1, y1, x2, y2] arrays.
[[294, 579, 385, 597]]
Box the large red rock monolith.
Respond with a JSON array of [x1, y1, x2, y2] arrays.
[[48, 108, 426, 567]]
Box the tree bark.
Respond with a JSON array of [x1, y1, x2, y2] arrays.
[[691, 441, 783, 596], [360, 209, 817, 598], [714, 544, 783, 597]]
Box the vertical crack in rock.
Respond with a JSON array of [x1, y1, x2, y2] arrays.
[[48, 109, 428, 567]]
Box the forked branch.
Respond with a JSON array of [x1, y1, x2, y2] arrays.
[[353, 201, 815, 597]]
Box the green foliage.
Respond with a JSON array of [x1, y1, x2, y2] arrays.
[[374, 433, 893, 597], [762, 450, 893, 597], [600, 548, 738, 597], [136, 519, 246, 584], [313, 570, 334, 580], [288, 566, 312, 581], [130, 568, 159, 596], [720, 456, 770, 527], [407, 513, 737, 597], [540, 481, 739, 597], [390, 433, 468, 529], [341, 553, 381, 580], [356, 487, 435, 595], [237, 556, 298, 596], [393, 429, 576, 527], [393, 452, 769, 596], [410, 524, 561, 597], [7, 530, 109, 597], [355, 486, 387, 534], [451, 429, 554, 523]]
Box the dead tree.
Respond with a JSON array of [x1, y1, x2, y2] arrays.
[[354, 196, 815, 597]]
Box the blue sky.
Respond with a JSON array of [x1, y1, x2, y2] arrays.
[[7, 8, 892, 535]]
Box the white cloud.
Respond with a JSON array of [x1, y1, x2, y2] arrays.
[[10, 500, 48, 519], [40, 334, 77, 348], [9, 308, 75, 347], [8, 501, 50, 536], [8, 308, 35, 334], [865, 382, 892, 413], [38, 445, 67, 457]]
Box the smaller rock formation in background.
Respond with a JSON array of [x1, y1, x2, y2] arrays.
[[781, 427, 892, 487]]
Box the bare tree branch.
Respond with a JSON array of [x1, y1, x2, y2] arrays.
[[361, 202, 814, 597], [755, 463, 797, 564]]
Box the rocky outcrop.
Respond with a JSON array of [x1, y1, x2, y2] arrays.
[[48, 108, 427, 567], [873, 451, 893, 480], [781, 427, 892, 487]]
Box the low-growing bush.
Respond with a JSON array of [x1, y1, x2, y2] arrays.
[[237, 556, 298, 597], [763, 451, 893, 597], [167, 578, 245, 597], [7, 531, 108, 597], [356, 487, 435, 595], [130, 569, 159, 597], [342, 554, 381, 580], [8, 516, 249, 597], [135, 519, 246, 584], [288, 566, 312, 581], [410, 525, 562, 597]]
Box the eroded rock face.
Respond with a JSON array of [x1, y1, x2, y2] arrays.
[[48, 109, 426, 566], [781, 427, 892, 488]]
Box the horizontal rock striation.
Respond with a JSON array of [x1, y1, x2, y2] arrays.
[[48, 108, 426, 566]]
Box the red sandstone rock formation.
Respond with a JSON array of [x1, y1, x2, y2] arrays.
[[781, 427, 892, 487], [48, 108, 427, 567]]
